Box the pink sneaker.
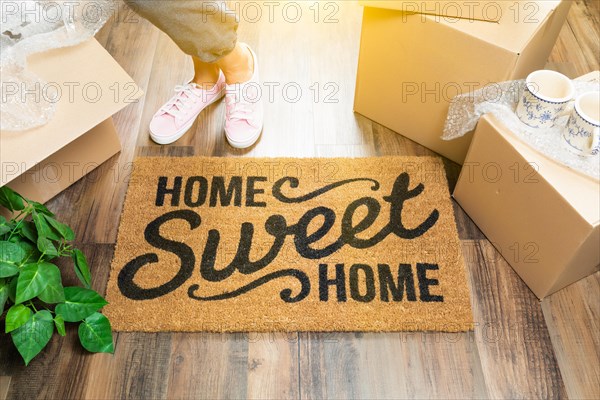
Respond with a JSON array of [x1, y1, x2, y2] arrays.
[[149, 71, 226, 145], [225, 44, 264, 149]]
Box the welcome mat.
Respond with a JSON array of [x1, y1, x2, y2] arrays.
[[104, 157, 473, 332]]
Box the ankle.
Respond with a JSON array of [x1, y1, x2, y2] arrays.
[[220, 46, 254, 85], [192, 66, 220, 90], [192, 74, 220, 90]]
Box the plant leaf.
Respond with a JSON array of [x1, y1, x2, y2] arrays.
[[32, 213, 60, 241], [15, 263, 47, 304], [78, 312, 114, 353], [37, 263, 65, 304], [54, 315, 66, 336], [38, 282, 65, 304], [20, 221, 38, 243], [5, 304, 33, 333], [15, 240, 40, 264], [0, 262, 19, 278], [0, 216, 11, 236], [0, 279, 8, 315], [11, 310, 54, 365], [36, 237, 59, 259], [0, 241, 26, 264], [43, 215, 74, 241], [72, 249, 91, 288], [0, 187, 25, 212], [30, 201, 54, 217], [7, 277, 17, 303], [55, 287, 108, 322]]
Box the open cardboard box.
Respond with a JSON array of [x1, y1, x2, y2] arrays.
[[0, 38, 142, 206], [355, 0, 572, 164], [453, 71, 600, 299]]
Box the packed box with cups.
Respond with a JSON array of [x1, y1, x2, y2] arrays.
[[351, 1, 600, 297], [451, 71, 600, 299], [516, 70, 599, 156], [354, 0, 573, 164]]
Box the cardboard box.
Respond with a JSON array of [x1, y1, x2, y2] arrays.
[[453, 72, 600, 298], [354, 0, 572, 164], [361, 1, 502, 22], [0, 38, 142, 204]]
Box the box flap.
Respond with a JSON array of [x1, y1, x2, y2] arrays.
[[577, 71, 600, 84], [360, 0, 563, 53], [0, 38, 143, 185], [510, 0, 573, 79], [359, 0, 501, 21], [441, 0, 564, 54]]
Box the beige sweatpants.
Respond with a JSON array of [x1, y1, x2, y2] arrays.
[[123, 0, 239, 63]]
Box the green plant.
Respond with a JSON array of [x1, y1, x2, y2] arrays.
[[0, 186, 113, 365]]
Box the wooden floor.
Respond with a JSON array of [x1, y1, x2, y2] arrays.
[[1, 1, 599, 399]]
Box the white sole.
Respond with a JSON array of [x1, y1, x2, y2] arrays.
[[225, 128, 263, 149], [150, 90, 225, 145]]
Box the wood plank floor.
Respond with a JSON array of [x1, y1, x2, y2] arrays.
[[1, 1, 599, 399]]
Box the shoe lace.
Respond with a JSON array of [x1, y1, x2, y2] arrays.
[[226, 93, 254, 122], [160, 84, 201, 118]]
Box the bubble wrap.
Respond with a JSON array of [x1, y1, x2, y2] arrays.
[[1, 0, 116, 131], [443, 79, 600, 181]]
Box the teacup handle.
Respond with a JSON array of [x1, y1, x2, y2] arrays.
[[558, 99, 576, 119]]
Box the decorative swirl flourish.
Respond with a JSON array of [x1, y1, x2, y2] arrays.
[[272, 177, 380, 203], [187, 269, 311, 303]]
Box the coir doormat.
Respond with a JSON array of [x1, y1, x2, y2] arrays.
[[104, 157, 473, 332]]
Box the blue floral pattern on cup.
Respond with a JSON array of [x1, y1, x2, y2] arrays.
[[563, 108, 600, 157], [516, 85, 571, 128]]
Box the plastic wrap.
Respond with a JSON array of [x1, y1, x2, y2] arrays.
[[443, 79, 599, 181], [1, 0, 116, 131]]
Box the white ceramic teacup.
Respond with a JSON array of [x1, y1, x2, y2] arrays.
[[562, 92, 600, 157], [516, 70, 575, 128]]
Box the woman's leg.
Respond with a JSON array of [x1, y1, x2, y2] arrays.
[[124, 0, 243, 86], [124, 0, 239, 63], [192, 57, 221, 89], [124, 0, 262, 148], [218, 42, 263, 149], [216, 43, 253, 84]]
